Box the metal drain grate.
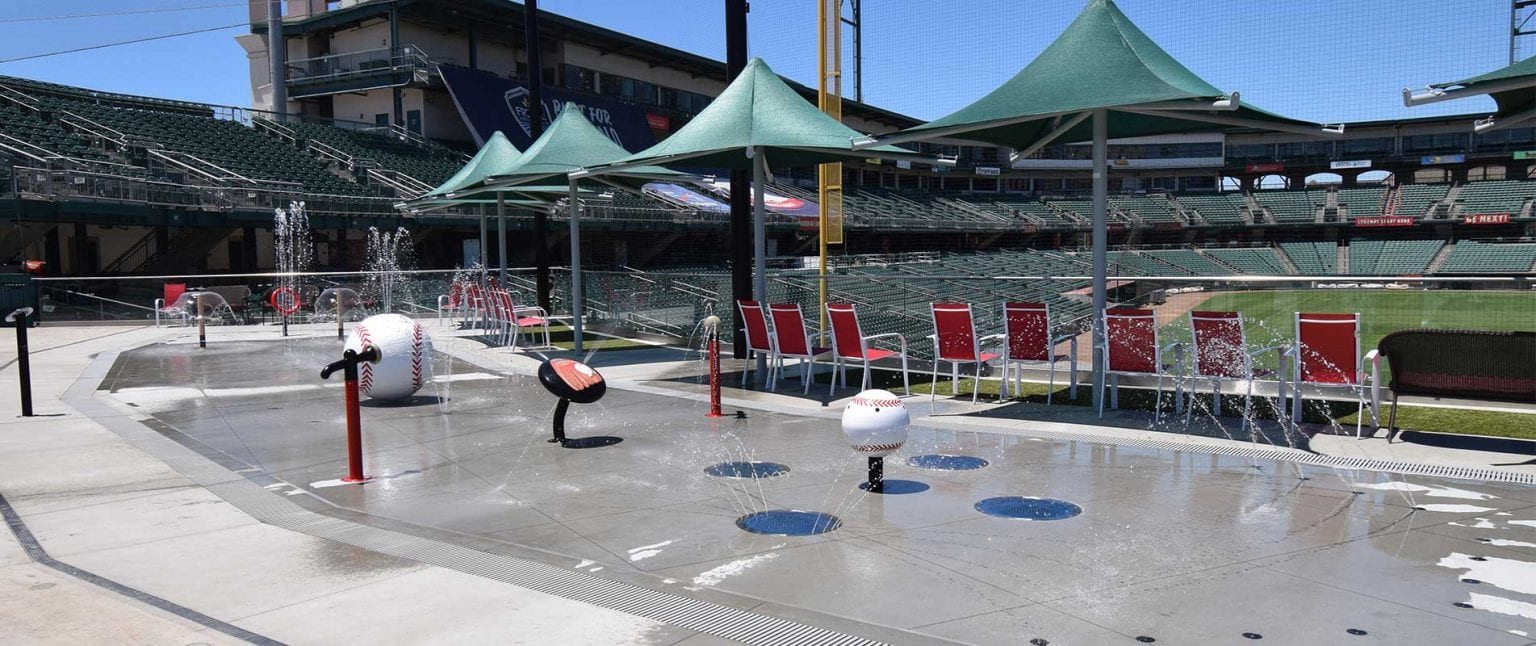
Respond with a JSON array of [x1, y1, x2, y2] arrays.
[[974, 497, 1083, 521], [705, 461, 791, 479], [736, 510, 843, 536]]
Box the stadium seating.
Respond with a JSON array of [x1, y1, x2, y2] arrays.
[[286, 120, 464, 186], [0, 104, 116, 166], [1334, 186, 1384, 220], [1348, 239, 1440, 275], [1393, 183, 1449, 218], [1205, 247, 1290, 275], [1252, 188, 1323, 223], [1110, 195, 1180, 223], [1279, 241, 1337, 275], [1455, 180, 1535, 218], [1141, 249, 1227, 275], [1172, 193, 1247, 225], [1437, 240, 1536, 273]]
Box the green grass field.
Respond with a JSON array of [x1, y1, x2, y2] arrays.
[[1174, 289, 1535, 355]]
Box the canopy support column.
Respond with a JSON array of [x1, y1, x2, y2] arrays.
[[478, 206, 487, 269], [752, 145, 767, 385], [568, 178, 583, 354], [1090, 108, 1108, 414], [496, 192, 507, 285]]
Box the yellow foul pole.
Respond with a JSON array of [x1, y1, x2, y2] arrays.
[[817, 0, 843, 339]]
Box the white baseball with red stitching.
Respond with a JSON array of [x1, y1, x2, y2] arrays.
[[842, 389, 911, 458], [343, 313, 433, 401]]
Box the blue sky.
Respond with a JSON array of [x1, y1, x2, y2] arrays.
[[0, 0, 1514, 124]]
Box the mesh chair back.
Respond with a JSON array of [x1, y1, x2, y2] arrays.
[[1004, 302, 1051, 361], [1105, 308, 1157, 374], [1297, 312, 1359, 385], [826, 303, 866, 359], [932, 303, 980, 361], [768, 303, 813, 356], [1191, 310, 1249, 378], [736, 300, 772, 353]]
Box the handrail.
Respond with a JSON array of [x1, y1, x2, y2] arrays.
[[306, 139, 359, 169], [57, 111, 130, 146], [0, 136, 58, 164]]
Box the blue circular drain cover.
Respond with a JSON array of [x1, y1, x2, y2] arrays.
[[736, 510, 841, 536], [705, 461, 791, 479], [907, 454, 989, 470], [975, 497, 1082, 521]]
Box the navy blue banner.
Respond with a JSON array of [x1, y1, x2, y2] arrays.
[[439, 66, 657, 152]]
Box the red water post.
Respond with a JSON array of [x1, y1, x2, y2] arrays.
[[342, 374, 366, 482], [708, 334, 723, 417], [322, 347, 377, 483]]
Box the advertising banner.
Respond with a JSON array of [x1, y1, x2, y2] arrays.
[[1420, 154, 1466, 165], [1245, 163, 1285, 173], [438, 66, 656, 151], [643, 183, 729, 212], [1463, 213, 1512, 225], [1330, 160, 1371, 170], [708, 181, 820, 217], [1354, 216, 1416, 227], [975, 166, 1000, 176]]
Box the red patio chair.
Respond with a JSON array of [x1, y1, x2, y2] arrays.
[[438, 281, 464, 326], [1186, 310, 1288, 431], [506, 290, 551, 351], [825, 302, 910, 396], [1101, 308, 1184, 420], [155, 282, 188, 326], [736, 300, 775, 387], [1002, 302, 1078, 404], [768, 303, 831, 394], [929, 303, 1002, 403], [1288, 312, 1381, 437]]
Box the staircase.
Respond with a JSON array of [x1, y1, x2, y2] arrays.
[[103, 227, 230, 275], [1426, 243, 1456, 273], [1273, 245, 1300, 274], [1381, 184, 1401, 217], [1432, 184, 1464, 220], [1336, 244, 1349, 274]]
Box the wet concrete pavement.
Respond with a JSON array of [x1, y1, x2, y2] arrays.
[[97, 335, 1536, 645]]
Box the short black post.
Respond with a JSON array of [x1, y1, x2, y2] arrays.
[[867, 456, 884, 494], [282, 314, 289, 337], [196, 293, 207, 349], [7, 308, 33, 417], [549, 398, 570, 444]]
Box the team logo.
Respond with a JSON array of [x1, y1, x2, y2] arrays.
[[503, 87, 536, 139]]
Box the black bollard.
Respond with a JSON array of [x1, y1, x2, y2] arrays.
[[867, 456, 884, 494], [7, 308, 33, 417], [196, 293, 207, 349]]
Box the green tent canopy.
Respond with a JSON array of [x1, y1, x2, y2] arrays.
[[863, 0, 1333, 152], [577, 57, 934, 177], [409, 130, 522, 204], [853, 0, 1335, 413], [472, 103, 687, 193], [1405, 55, 1536, 132]]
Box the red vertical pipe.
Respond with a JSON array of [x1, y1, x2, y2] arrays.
[[342, 376, 366, 482]]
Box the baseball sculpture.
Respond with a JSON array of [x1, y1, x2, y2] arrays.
[[538, 358, 608, 446], [344, 313, 432, 401], [842, 389, 911, 493]]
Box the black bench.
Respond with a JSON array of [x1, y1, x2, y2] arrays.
[[1376, 329, 1536, 439]]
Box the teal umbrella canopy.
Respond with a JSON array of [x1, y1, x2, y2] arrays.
[[412, 131, 522, 202], [871, 0, 1330, 150], [581, 57, 933, 176], [477, 103, 687, 191]]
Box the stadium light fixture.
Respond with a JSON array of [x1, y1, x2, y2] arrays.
[[1473, 107, 1536, 133], [1403, 77, 1535, 107]]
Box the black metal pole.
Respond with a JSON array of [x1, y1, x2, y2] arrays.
[[726, 0, 750, 359], [526, 0, 552, 312], [867, 456, 883, 493], [9, 309, 32, 417], [549, 397, 569, 445]]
